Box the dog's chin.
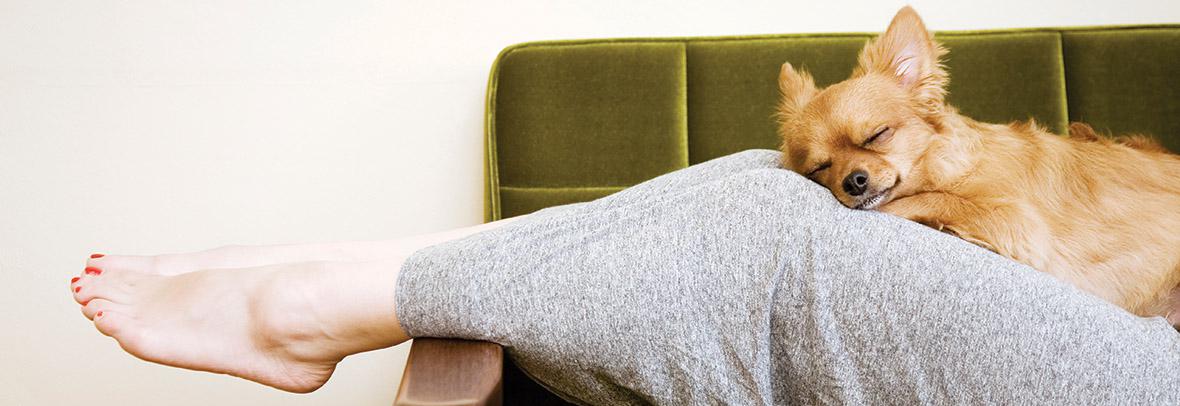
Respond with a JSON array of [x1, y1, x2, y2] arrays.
[[850, 187, 893, 210]]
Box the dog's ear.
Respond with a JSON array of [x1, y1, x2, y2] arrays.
[[854, 6, 948, 117], [776, 62, 818, 123]]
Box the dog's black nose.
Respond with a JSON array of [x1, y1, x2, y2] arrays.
[[842, 170, 869, 196]]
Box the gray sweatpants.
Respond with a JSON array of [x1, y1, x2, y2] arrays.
[[396, 150, 1180, 405]]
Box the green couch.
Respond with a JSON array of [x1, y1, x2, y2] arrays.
[[396, 24, 1180, 406]]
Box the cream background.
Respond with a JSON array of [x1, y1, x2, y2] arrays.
[[2, 0, 1177, 404]]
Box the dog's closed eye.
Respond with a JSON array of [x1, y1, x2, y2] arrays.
[[863, 126, 894, 147], [807, 161, 831, 178]]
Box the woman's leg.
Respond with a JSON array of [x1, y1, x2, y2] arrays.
[[71, 148, 1180, 404]]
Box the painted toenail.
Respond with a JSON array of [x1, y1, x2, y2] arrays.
[[96, 311, 103, 318], [74, 286, 81, 293], [85, 267, 102, 275], [71, 277, 80, 283], [90, 253, 105, 259]]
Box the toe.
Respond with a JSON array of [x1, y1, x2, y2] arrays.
[[92, 310, 128, 338], [81, 298, 127, 320], [71, 280, 87, 304], [72, 278, 99, 305]]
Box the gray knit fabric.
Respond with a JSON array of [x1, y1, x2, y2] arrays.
[[396, 149, 1180, 405]]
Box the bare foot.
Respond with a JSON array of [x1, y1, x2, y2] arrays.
[[70, 216, 522, 391], [70, 258, 410, 393]]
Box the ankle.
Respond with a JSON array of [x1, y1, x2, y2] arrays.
[[249, 261, 409, 362]]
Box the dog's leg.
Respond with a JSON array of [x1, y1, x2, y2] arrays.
[[879, 191, 971, 230], [879, 192, 998, 253]]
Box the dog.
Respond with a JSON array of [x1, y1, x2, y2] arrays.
[[776, 6, 1180, 323]]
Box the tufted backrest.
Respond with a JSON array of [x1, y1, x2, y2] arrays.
[[484, 26, 1180, 220]]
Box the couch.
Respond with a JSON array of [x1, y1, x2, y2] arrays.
[[394, 24, 1180, 406]]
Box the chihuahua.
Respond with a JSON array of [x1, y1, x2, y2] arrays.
[[776, 6, 1180, 323]]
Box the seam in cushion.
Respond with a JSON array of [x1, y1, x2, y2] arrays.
[[1055, 31, 1071, 132], [500, 186, 631, 191]]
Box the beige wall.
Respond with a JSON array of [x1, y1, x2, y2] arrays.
[[2, 0, 1177, 404]]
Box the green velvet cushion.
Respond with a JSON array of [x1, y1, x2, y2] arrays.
[[486, 25, 1180, 220], [686, 36, 868, 163], [939, 32, 1068, 135], [489, 42, 688, 218], [1063, 28, 1180, 151]]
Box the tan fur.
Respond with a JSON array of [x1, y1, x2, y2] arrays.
[[777, 6, 1180, 322]]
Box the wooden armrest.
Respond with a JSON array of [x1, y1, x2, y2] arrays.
[[395, 338, 503, 406]]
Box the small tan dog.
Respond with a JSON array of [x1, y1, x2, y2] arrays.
[[777, 6, 1180, 323]]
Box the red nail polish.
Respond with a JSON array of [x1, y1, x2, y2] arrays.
[[90, 253, 105, 259], [96, 311, 104, 318], [85, 267, 102, 275], [74, 286, 81, 293], [71, 277, 80, 283]]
